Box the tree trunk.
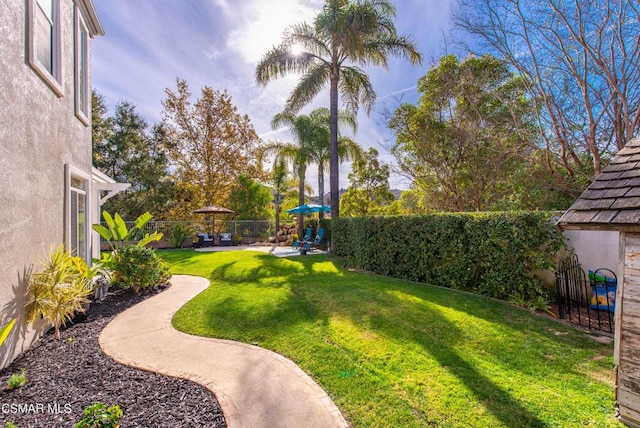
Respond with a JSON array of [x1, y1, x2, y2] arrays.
[[318, 162, 325, 219], [274, 192, 280, 240], [298, 165, 306, 238], [329, 72, 340, 219]]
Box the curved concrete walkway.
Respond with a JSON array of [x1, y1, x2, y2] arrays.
[[99, 275, 349, 428]]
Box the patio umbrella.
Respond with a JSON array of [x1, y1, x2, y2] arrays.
[[286, 204, 330, 237], [285, 204, 330, 215], [193, 205, 234, 235]]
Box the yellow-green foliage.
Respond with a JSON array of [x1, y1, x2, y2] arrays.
[[24, 245, 93, 339], [331, 212, 564, 302]]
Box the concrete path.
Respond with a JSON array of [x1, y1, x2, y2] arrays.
[[99, 275, 349, 428]]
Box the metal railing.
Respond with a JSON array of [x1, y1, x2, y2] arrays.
[[555, 254, 615, 333], [100, 220, 275, 242]]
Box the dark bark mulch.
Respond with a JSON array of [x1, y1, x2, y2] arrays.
[[0, 287, 227, 428]]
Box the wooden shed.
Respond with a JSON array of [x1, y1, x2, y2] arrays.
[[557, 137, 640, 427]]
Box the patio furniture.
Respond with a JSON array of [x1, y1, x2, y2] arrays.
[[193, 233, 214, 248], [311, 228, 324, 248], [220, 233, 233, 246], [293, 228, 313, 249]]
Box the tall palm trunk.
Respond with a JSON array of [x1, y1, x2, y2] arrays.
[[274, 191, 281, 240], [329, 72, 340, 219], [298, 165, 306, 238], [317, 161, 325, 219]]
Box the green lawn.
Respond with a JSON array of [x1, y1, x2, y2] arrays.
[[160, 249, 619, 428]]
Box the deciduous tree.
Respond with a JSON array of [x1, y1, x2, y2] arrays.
[[341, 147, 395, 217], [389, 54, 554, 211], [227, 174, 272, 221], [162, 78, 263, 218], [454, 0, 640, 188]]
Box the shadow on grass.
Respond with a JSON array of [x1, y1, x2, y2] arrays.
[[170, 251, 609, 427]]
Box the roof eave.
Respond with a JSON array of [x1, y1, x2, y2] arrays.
[[75, 0, 105, 37]]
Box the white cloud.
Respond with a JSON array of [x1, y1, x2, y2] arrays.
[[225, 0, 321, 64], [91, 0, 455, 195]]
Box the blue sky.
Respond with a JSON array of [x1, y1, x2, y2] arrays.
[[91, 0, 456, 191]]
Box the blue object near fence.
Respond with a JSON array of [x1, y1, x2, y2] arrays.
[[588, 269, 617, 313]]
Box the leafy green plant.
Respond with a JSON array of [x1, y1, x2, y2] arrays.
[[24, 245, 93, 339], [0, 319, 16, 347], [6, 370, 26, 390], [111, 245, 171, 293], [75, 402, 123, 428], [332, 211, 564, 304], [6, 422, 18, 428], [168, 222, 193, 248], [93, 211, 162, 251]]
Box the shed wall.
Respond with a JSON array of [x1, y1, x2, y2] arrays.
[[617, 232, 640, 427]]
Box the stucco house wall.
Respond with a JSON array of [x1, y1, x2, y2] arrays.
[[563, 230, 619, 276], [0, 0, 103, 368]]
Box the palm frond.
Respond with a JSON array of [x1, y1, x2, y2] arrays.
[[255, 44, 316, 86], [285, 62, 330, 114], [339, 66, 377, 115], [363, 34, 423, 67], [287, 22, 332, 58]]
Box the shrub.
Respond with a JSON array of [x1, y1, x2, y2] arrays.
[[168, 223, 193, 248], [111, 245, 171, 293], [6, 370, 26, 390], [24, 245, 93, 339], [75, 402, 123, 428], [93, 211, 162, 251], [331, 212, 564, 303]]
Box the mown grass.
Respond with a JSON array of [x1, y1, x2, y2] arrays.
[[160, 249, 619, 427]]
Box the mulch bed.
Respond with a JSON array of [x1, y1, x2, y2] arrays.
[[0, 287, 227, 427]]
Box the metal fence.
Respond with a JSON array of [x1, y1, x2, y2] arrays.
[[555, 254, 615, 333], [101, 220, 275, 242]]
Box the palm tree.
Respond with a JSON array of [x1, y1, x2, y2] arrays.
[[259, 139, 312, 238], [272, 107, 363, 218], [256, 0, 422, 218], [270, 156, 289, 237]]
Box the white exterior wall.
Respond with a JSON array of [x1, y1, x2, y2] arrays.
[[562, 230, 620, 277], [0, 0, 99, 368]]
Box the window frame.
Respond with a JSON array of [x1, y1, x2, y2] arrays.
[[27, 0, 63, 97], [74, 5, 90, 125], [65, 164, 91, 262]]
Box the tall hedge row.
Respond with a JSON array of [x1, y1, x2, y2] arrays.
[[331, 212, 563, 302]]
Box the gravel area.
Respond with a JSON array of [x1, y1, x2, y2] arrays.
[[0, 287, 227, 427]]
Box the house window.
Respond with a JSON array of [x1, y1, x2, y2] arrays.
[[69, 177, 87, 259], [28, 0, 63, 96], [65, 165, 90, 261], [75, 7, 90, 124]]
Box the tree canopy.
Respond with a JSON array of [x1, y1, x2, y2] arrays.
[[341, 147, 395, 217], [91, 91, 175, 219], [162, 78, 264, 219], [389, 54, 568, 211], [454, 0, 640, 190]]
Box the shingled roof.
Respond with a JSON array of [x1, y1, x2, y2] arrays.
[[557, 137, 640, 231]]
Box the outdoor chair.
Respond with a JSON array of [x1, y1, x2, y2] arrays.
[[220, 233, 233, 246], [292, 228, 313, 249], [193, 233, 214, 248], [311, 228, 324, 248]]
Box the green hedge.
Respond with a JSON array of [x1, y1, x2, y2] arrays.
[[331, 212, 563, 302]]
